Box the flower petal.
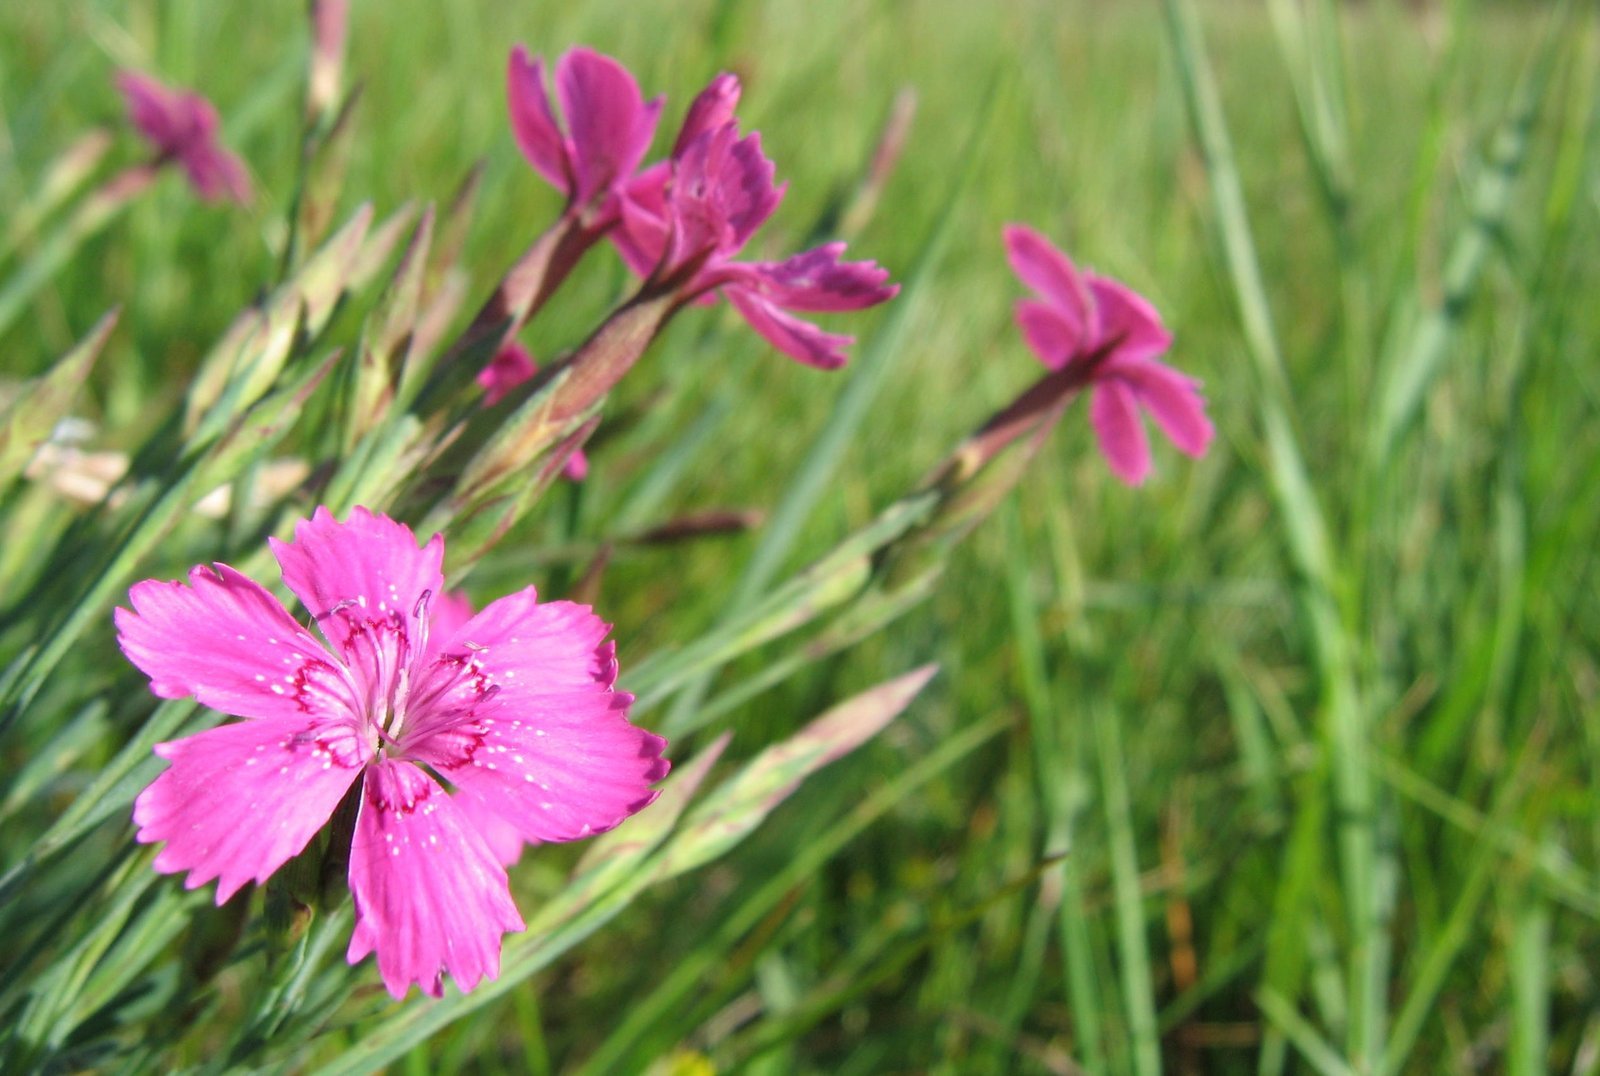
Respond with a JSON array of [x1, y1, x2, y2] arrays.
[[117, 71, 188, 153], [556, 47, 657, 205], [668, 124, 742, 263], [507, 46, 571, 195], [346, 760, 524, 998], [725, 286, 854, 369], [1003, 224, 1093, 331], [1090, 381, 1152, 486], [117, 563, 356, 722], [270, 507, 444, 715], [1014, 298, 1085, 370], [409, 687, 666, 848], [1116, 357, 1215, 459], [402, 587, 668, 847], [609, 162, 672, 277], [726, 243, 898, 312], [718, 130, 783, 251], [133, 716, 368, 904], [420, 590, 477, 666], [478, 341, 538, 406], [671, 72, 741, 159], [269, 505, 444, 641], [1089, 277, 1172, 361], [180, 142, 252, 204], [453, 789, 530, 867]]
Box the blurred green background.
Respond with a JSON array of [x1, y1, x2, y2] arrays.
[[2, 0, 1597, 1071]]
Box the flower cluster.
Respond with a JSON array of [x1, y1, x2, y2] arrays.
[[506, 48, 898, 372], [112, 39, 1213, 1008]]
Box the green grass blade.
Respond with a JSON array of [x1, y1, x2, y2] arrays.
[[1095, 701, 1161, 1076]]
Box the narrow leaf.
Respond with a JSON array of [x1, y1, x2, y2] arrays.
[[655, 665, 938, 880]]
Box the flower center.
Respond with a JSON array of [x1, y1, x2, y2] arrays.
[[322, 589, 433, 749]]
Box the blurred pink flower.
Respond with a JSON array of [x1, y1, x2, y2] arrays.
[[507, 45, 663, 216], [117, 507, 665, 997], [116, 71, 251, 204], [477, 342, 589, 480], [1003, 225, 1213, 485], [609, 74, 898, 369]]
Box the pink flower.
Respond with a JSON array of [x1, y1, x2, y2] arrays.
[[609, 75, 898, 369], [507, 46, 662, 216], [477, 342, 589, 481], [116, 71, 251, 204], [1003, 225, 1213, 485], [116, 507, 665, 997]]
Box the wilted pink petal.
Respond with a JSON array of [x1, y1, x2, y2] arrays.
[[1116, 357, 1214, 458], [116, 564, 355, 721], [118, 71, 189, 151], [1091, 382, 1152, 486], [726, 287, 854, 369], [133, 716, 368, 903], [347, 760, 524, 998], [116, 70, 251, 203], [179, 142, 252, 203]]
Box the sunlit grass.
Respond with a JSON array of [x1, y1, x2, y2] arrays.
[[1, 0, 1597, 1071]]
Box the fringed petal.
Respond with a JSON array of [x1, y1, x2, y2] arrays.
[[133, 716, 367, 904], [346, 761, 523, 998], [117, 563, 356, 723], [725, 286, 854, 369]]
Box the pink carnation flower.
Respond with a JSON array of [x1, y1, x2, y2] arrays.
[[477, 342, 589, 480], [1003, 225, 1213, 485], [609, 74, 898, 369], [507, 45, 663, 217], [116, 70, 251, 204], [116, 507, 665, 997]]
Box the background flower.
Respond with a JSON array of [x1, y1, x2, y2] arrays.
[[116, 70, 251, 203], [1004, 223, 1213, 484]]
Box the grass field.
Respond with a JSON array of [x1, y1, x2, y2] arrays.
[[2, 0, 1598, 1072]]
